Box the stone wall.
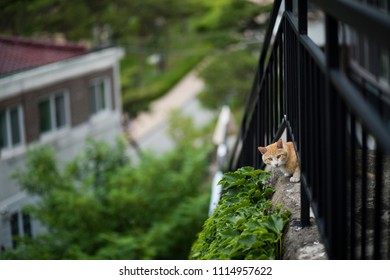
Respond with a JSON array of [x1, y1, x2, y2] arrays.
[[270, 169, 328, 260]]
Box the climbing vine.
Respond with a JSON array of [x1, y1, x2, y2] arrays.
[[190, 166, 291, 260]]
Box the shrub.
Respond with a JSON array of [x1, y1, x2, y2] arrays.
[[2, 139, 212, 260]]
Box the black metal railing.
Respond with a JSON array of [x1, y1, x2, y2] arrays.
[[229, 0, 390, 259]]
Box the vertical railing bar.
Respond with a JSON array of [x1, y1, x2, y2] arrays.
[[325, 13, 348, 259], [296, 35, 299, 144], [265, 71, 270, 144], [260, 85, 265, 148], [373, 149, 383, 259], [288, 27, 294, 143], [350, 116, 357, 259], [293, 33, 298, 141], [388, 160, 390, 259], [256, 98, 261, 168], [254, 101, 258, 170], [270, 57, 275, 138], [313, 58, 318, 201], [274, 52, 277, 136], [361, 131, 368, 259], [250, 120, 254, 166], [285, 19, 289, 129], [308, 55, 314, 199], [284, 22, 289, 138], [282, 18, 287, 118], [275, 43, 280, 128], [314, 59, 320, 204], [274, 47, 279, 133], [318, 64, 325, 221], [279, 30, 284, 119], [285, 0, 293, 12], [298, 0, 310, 227], [288, 23, 293, 143], [253, 124, 256, 167], [249, 121, 253, 166], [268, 71, 272, 144]]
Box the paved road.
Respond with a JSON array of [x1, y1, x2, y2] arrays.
[[126, 67, 215, 160]]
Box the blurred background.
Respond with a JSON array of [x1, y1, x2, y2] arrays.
[[0, 0, 273, 259]]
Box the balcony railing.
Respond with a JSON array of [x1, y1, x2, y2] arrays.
[[229, 0, 390, 259]]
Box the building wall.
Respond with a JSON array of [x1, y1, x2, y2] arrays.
[[0, 48, 124, 251], [12, 68, 115, 144]]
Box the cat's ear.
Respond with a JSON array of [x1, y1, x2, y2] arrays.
[[258, 146, 267, 154], [276, 139, 283, 149]]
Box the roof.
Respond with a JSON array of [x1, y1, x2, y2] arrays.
[[0, 35, 88, 76]]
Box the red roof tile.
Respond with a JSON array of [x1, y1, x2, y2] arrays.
[[0, 35, 88, 76]]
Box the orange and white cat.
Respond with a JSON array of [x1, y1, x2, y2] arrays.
[[258, 139, 300, 183]]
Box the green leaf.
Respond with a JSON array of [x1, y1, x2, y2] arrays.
[[227, 215, 245, 225], [237, 234, 257, 248], [219, 228, 240, 238], [238, 166, 254, 173], [270, 215, 284, 232], [229, 178, 246, 188], [263, 187, 275, 198]]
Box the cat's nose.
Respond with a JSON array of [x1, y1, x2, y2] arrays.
[[275, 163, 279, 167]]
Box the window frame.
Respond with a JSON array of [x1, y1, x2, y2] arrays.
[[38, 89, 71, 137], [0, 105, 25, 152], [9, 211, 33, 249], [89, 76, 111, 116]]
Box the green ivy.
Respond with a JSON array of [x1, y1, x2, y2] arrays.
[[190, 166, 291, 260]]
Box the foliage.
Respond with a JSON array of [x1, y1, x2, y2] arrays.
[[190, 166, 291, 260], [0, 0, 270, 42], [193, 0, 271, 33], [167, 109, 216, 149], [0, 0, 271, 117], [118, 0, 272, 117], [122, 49, 208, 117], [1, 139, 212, 260], [0, 0, 201, 42], [197, 47, 258, 112]]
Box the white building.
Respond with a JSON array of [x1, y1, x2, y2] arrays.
[[0, 36, 124, 250]]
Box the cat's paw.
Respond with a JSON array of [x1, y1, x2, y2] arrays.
[[290, 176, 300, 183], [284, 172, 291, 177]]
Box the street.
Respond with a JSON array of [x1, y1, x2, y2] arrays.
[[125, 67, 215, 160]]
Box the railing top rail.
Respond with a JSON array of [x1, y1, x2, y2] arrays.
[[330, 70, 390, 154], [311, 0, 390, 48], [258, 0, 282, 72], [240, 0, 282, 133]]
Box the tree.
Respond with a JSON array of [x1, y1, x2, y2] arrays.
[[0, 0, 203, 43], [193, 0, 271, 32], [197, 47, 258, 112], [1, 138, 211, 259]]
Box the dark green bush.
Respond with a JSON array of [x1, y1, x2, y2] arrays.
[[2, 139, 212, 260]]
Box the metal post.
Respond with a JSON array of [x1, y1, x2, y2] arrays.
[[374, 150, 383, 259], [298, 0, 310, 228], [285, 0, 293, 12], [324, 14, 347, 259]]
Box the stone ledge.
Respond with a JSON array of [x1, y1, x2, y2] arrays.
[[269, 169, 328, 260]]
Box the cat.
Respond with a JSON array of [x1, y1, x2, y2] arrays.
[[258, 139, 300, 183]]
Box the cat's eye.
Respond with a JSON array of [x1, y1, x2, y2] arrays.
[[267, 157, 272, 161], [277, 155, 281, 159]]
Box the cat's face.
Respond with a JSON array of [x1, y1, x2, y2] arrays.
[[258, 139, 288, 167]]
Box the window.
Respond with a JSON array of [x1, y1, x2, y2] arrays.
[[22, 212, 32, 238], [10, 213, 19, 249], [89, 77, 110, 115], [0, 105, 24, 150], [9, 211, 33, 249], [39, 91, 69, 134]]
